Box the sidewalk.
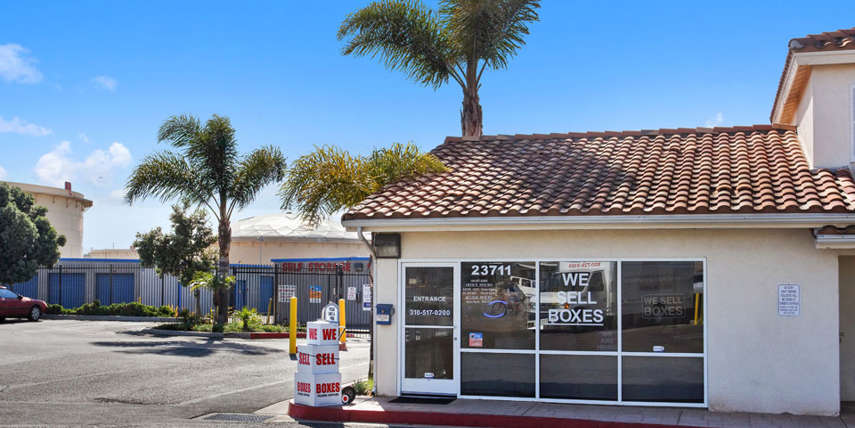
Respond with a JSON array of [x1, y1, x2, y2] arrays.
[[274, 396, 855, 428]]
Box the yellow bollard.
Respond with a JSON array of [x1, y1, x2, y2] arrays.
[[289, 296, 297, 355], [338, 298, 346, 349]]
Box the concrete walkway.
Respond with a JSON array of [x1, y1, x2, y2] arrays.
[[277, 396, 855, 427]]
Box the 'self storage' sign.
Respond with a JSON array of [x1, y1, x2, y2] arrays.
[[294, 321, 342, 407]]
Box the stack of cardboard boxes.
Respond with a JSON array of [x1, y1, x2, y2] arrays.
[[294, 320, 342, 406]]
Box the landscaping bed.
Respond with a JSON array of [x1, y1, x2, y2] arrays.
[[46, 301, 176, 318]]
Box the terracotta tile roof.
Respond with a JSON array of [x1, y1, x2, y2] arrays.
[[771, 27, 855, 123], [343, 125, 855, 221]]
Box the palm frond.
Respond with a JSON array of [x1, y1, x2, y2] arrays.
[[365, 142, 448, 192], [190, 115, 239, 199], [280, 143, 447, 226], [229, 146, 287, 214], [158, 114, 202, 148], [125, 151, 202, 206], [441, 0, 540, 70], [338, 0, 455, 88], [279, 146, 373, 226]]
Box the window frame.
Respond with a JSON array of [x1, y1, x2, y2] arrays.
[[397, 257, 707, 408]]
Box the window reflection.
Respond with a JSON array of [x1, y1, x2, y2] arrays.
[[539, 262, 618, 351], [405, 328, 454, 380], [461, 353, 535, 397], [461, 262, 536, 349], [405, 267, 454, 326], [621, 261, 704, 353]]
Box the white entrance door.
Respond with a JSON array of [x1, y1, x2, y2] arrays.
[[400, 263, 459, 396]]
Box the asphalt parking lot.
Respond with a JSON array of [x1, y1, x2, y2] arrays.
[[0, 319, 370, 426]]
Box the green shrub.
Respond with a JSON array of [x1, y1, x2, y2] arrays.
[[353, 378, 373, 396], [52, 302, 181, 317], [261, 324, 285, 333], [211, 323, 224, 333]]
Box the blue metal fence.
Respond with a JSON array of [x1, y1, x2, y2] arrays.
[[9, 260, 372, 328], [11, 275, 38, 298], [96, 273, 135, 304], [48, 273, 85, 308]]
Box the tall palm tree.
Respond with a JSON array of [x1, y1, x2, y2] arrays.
[[338, 0, 540, 138], [126, 114, 286, 324]]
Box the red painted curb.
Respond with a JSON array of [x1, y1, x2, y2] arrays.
[[287, 401, 699, 428]]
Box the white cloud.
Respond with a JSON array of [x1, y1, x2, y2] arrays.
[[109, 188, 126, 201], [91, 75, 117, 91], [0, 116, 52, 136], [0, 165, 6, 180], [35, 141, 132, 187], [704, 112, 724, 128], [0, 44, 42, 84], [78, 133, 90, 143]]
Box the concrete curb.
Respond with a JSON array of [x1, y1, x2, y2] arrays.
[[42, 314, 179, 322], [142, 328, 287, 340], [287, 401, 696, 428]]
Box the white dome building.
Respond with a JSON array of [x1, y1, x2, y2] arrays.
[[229, 211, 369, 265]]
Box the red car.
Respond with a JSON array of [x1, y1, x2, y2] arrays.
[[0, 286, 46, 321]]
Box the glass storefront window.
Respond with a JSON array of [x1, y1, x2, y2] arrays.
[[461, 353, 535, 397], [622, 356, 704, 403], [539, 261, 618, 351], [461, 262, 536, 349], [621, 261, 704, 353], [540, 355, 617, 400], [405, 328, 454, 380], [405, 267, 454, 326]]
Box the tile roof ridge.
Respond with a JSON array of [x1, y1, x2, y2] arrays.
[[442, 124, 795, 143]]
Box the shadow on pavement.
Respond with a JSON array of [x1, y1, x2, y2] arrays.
[[90, 339, 284, 357], [0, 319, 33, 325]]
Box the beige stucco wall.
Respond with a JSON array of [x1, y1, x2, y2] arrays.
[[797, 64, 855, 169], [840, 256, 855, 401], [229, 239, 368, 264], [373, 228, 840, 416], [31, 193, 87, 258], [795, 77, 815, 167]]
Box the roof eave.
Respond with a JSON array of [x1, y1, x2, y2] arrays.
[[771, 49, 855, 124], [343, 213, 855, 232]]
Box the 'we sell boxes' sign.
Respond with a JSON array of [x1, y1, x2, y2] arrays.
[[294, 320, 342, 407]]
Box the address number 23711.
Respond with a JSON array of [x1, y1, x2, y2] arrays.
[[470, 264, 511, 276]]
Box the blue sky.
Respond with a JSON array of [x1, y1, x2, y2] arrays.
[[1, 1, 853, 252]]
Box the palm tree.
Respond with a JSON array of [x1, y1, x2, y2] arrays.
[[280, 142, 446, 226], [338, 0, 540, 138], [280, 142, 446, 380], [126, 114, 286, 324]]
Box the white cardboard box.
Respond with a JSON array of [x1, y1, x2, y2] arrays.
[[306, 321, 338, 345], [294, 371, 342, 407], [297, 344, 340, 374]]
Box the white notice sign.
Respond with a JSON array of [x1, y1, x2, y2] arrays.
[[347, 286, 357, 301], [778, 284, 800, 317], [362, 284, 372, 311], [278, 284, 296, 302]]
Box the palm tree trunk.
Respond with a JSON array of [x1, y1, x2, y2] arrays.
[[216, 219, 231, 325], [461, 61, 483, 138]]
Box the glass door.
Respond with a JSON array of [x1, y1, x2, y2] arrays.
[[400, 263, 459, 396]]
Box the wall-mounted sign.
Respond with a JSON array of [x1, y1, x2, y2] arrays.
[[309, 285, 322, 304], [778, 284, 800, 317], [278, 284, 296, 302], [362, 284, 372, 311], [347, 286, 357, 301]]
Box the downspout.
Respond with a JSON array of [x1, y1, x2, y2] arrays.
[[357, 227, 378, 394]]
